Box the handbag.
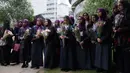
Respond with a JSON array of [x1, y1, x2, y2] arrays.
[[13, 44, 20, 51]]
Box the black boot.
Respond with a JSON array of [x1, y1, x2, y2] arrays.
[[96, 68, 104, 73], [61, 68, 70, 72], [25, 62, 29, 68], [21, 62, 26, 68], [35, 66, 39, 69]]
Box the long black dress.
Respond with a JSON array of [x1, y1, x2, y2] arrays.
[[86, 24, 97, 69], [94, 19, 112, 71], [0, 28, 4, 64], [19, 26, 32, 67], [75, 24, 94, 70], [44, 26, 60, 69], [60, 25, 78, 71], [113, 9, 130, 73], [11, 27, 20, 64], [3, 29, 13, 65], [31, 25, 44, 68]]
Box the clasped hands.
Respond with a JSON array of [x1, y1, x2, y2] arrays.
[[60, 35, 68, 39], [113, 27, 122, 33]]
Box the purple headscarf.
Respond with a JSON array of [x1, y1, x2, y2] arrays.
[[22, 19, 29, 27], [23, 19, 29, 24], [69, 16, 75, 25], [97, 8, 107, 21], [78, 16, 86, 31], [55, 20, 60, 24]]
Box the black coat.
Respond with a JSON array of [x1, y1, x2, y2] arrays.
[[94, 19, 112, 70], [31, 25, 44, 67], [113, 9, 130, 73], [44, 26, 60, 69], [76, 25, 95, 69], [60, 25, 78, 70]]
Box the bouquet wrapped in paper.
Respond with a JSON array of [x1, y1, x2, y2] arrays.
[[41, 28, 51, 39], [73, 26, 81, 42], [57, 27, 62, 34], [2, 30, 13, 40], [23, 28, 30, 39], [96, 20, 105, 38], [59, 24, 68, 47]]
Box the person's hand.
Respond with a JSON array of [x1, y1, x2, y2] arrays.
[[80, 41, 84, 45], [35, 35, 40, 38], [113, 29, 117, 33], [117, 28, 122, 32], [97, 38, 102, 43], [60, 35, 65, 39], [45, 29, 51, 32], [60, 35, 68, 39], [113, 27, 117, 33]]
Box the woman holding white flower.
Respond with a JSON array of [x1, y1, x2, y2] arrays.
[[31, 18, 45, 69], [18, 19, 32, 68], [1, 20, 13, 66], [44, 19, 60, 69], [60, 16, 78, 72]]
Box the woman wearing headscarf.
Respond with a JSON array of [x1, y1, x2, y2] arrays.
[[18, 19, 32, 68], [31, 18, 44, 69], [43, 19, 60, 69], [94, 8, 112, 73], [60, 16, 78, 72], [74, 16, 94, 69], [11, 22, 21, 65], [18, 20, 23, 28], [1, 20, 13, 66], [54, 20, 60, 29], [0, 27, 4, 65], [113, 1, 130, 73]]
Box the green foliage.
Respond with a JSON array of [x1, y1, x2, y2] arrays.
[[128, 0, 130, 2], [83, 0, 114, 16], [0, 0, 34, 22]]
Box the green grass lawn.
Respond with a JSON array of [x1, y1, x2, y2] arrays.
[[37, 68, 96, 73]]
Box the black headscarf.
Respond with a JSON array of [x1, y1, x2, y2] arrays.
[[3, 20, 10, 31]]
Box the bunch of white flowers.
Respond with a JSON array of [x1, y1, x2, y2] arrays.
[[41, 28, 51, 39]]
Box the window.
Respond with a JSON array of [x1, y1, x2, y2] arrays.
[[47, 3, 54, 6]]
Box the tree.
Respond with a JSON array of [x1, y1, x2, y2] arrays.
[[0, 0, 34, 23], [83, 0, 114, 15]]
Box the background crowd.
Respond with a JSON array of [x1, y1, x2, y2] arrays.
[[0, 0, 130, 73]]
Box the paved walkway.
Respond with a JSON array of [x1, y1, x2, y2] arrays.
[[0, 63, 39, 73]]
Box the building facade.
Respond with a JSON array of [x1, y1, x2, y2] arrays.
[[42, 0, 70, 22], [57, 3, 71, 20], [46, 0, 57, 22]]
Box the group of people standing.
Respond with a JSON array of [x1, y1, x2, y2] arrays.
[[0, 0, 130, 73]]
